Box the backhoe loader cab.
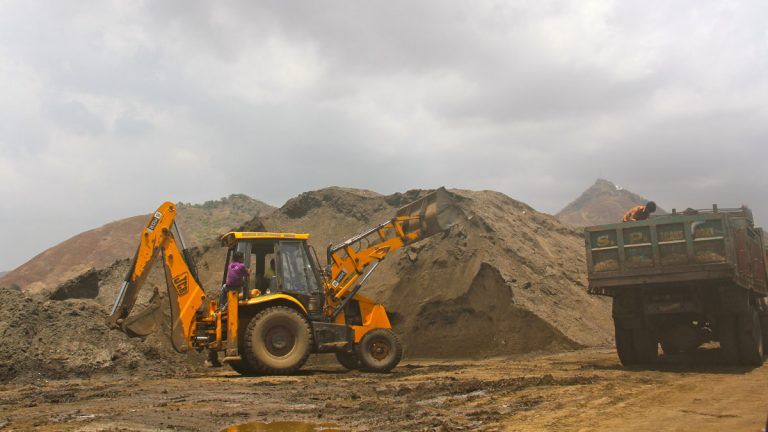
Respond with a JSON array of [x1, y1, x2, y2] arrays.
[[220, 233, 325, 314], [107, 187, 463, 375]]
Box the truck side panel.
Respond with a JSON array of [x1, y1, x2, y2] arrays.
[[586, 210, 768, 296]]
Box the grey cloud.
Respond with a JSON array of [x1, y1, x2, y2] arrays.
[[0, 1, 767, 271]]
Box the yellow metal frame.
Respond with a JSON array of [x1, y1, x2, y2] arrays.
[[242, 293, 308, 314], [221, 232, 310, 247]]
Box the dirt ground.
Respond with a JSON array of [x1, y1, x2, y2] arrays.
[[1, 347, 766, 432]]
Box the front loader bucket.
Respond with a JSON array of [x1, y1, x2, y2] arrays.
[[395, 187, 464, 240], [120, 289, 163, 337]]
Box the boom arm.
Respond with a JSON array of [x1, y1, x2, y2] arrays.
[[325, 187, 463, 312], [106, 202, 207, 352]]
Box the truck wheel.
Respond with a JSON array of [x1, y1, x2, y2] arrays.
[[614, 323, 638, 366], [356, 329, 402, 373], [718, 315, 740, 364], [335, 351, 361, 370], [660, 341, 682, 356], [244, 306, 312, 375], [632, 327, 658, 364], [737, 308, 764, 366], [761, 314, 768, 358]]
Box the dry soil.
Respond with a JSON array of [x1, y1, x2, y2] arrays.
[[0, 348, 765, 431]]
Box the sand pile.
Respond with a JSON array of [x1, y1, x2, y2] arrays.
[[260, 188, 613, 357], [0, 286, 204, 383]]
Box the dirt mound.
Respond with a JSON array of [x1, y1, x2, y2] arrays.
[[557, 179, 662, 227], [403, 263, 578, 357], [48, 268, 104, 300], [0, 286, 204, 383], [259, 187, 612, 356], [1, 194, 275, 294]]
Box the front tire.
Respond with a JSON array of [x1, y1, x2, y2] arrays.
[[244, 306, 312, 375], [356, 329, 402, 373]]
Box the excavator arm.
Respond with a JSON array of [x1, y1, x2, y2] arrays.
[[106, 202, 207, 352], [325, 187, 463, 314]]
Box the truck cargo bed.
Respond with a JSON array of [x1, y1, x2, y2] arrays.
[[585, 206, 768, 296]]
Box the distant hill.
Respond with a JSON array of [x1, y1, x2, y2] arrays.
[[0, 271, 7, 279], [557, 179, 660, 227], [0, 194, 275, 293]]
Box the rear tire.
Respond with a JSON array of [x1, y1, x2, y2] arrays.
[[719, 315, 740, 365], [356, 329, 402, 373], [244, 306, 312, 375], [737, 308, 764, 366], [228, 359, 259, 375], [614, 322, 638, 366], [660, 341, 682, 356], [335, 351, 361, 370], [761, 314, 768, 358], [632, 327, 658, 364]]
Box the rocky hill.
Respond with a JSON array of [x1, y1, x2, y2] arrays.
[[0, 187, 613, 382], [557, 179, 659, 227], [0, 194, 275, 294]]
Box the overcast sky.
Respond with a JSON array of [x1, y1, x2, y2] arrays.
[[1, 1, 767, 270]]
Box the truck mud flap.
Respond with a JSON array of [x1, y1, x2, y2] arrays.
[[395, 187, 464, 239]]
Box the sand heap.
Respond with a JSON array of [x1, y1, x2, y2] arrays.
[[261, 188, 612, 357], [0, 187, 612, 382], [0, 286, 204, 383]]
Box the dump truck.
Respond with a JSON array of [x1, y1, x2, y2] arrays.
[[106, 188, 462, 374], [585, 205, 768, 366]]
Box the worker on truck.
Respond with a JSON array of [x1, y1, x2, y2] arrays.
[[622, 201, 657, 222]]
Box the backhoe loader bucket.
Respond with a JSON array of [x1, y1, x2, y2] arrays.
[[395, 187, 464, 241], [120, 289, 163, 337]]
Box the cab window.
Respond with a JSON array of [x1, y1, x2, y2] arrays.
[[278, 241, 320, 295]]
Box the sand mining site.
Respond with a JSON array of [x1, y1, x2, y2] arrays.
[[1, 187, 767, 432]]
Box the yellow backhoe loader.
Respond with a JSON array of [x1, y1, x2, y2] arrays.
[[106, 188, 462, 374]]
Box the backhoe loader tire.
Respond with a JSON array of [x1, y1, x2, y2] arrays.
[[228, 359, 259, 375], [244, 306, 312, 375], [335, 351, 361, 370], [356, 328, 402, 373], [737, 308, 764, 366]]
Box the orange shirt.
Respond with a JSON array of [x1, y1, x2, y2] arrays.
[[622, 205, 649, 222]]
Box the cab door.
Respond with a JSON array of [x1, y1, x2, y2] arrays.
[[275, 240, 323, 313]]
